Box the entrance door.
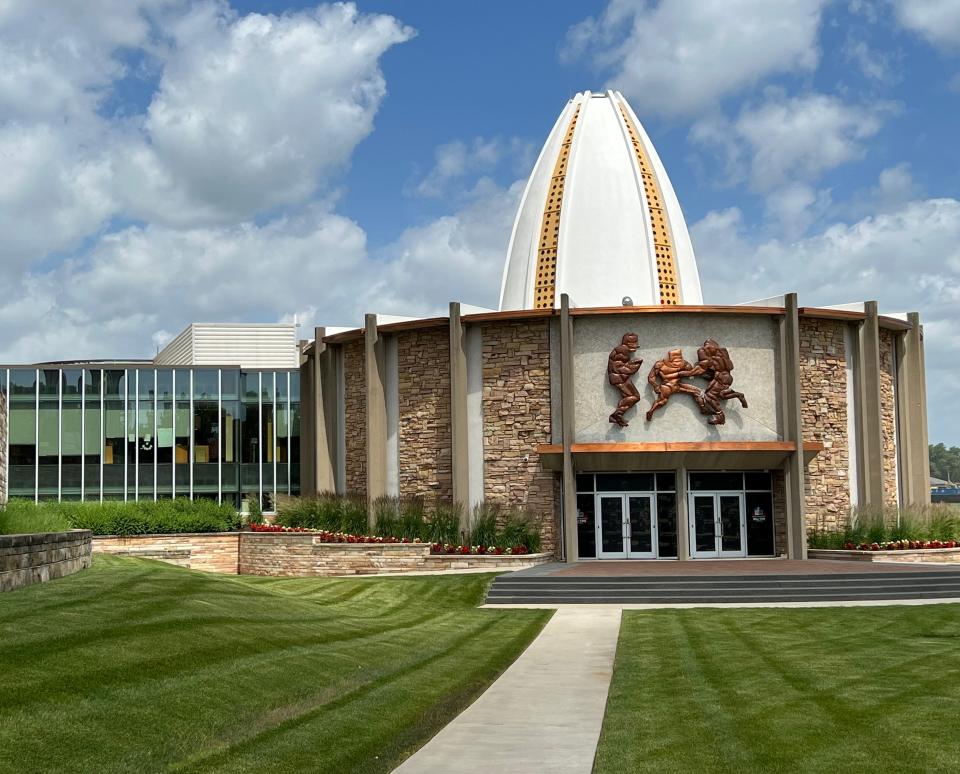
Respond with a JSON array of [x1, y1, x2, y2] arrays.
[[688, 492, 746, 558], [595, 493, 656, 559]]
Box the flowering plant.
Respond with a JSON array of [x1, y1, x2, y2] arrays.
[[842, 539, 958, 551], [248, 523, 421, 544], [429, 543, 531, 556]]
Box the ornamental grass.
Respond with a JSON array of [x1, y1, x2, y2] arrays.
[[807, 504, 960, 549]]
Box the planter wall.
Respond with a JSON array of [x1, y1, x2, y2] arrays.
[[1, 529, 92, 592], [93, 532, 551, 577], [810, 547, 960, 564], [93, 533, 240, 573]]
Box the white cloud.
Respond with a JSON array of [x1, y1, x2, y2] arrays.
[[564, 0, 828, 116], [411, 137, 533, 199], [691, 93, 893, 192], [139, 2, 414, 223], [369, 178, 524, 315], [691, 195, 960, 441], [891, 0, 960, 48]]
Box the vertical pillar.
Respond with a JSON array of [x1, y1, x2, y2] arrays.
[[449, 303, 471, 532], [918, 320, 931, 497], [676, 465, 689, 561], [858, 301, 884, 507], [559, 294, 577, 563], [298, 340, 315, 496], [782, 293, 807, 559], [365, 315, 388, 526], [312, 327, 336, 494]]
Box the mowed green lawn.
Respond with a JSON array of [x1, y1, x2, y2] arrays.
[[0, 556, 549, 774], [595, 606, 960, 773]]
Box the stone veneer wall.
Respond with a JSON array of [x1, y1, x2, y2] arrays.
[[93, 533, 240, 573], [799, 318, 851, 530], [0, 390, 6, 504], [879, 329, 898, 506], [772, 470, 787, 555], [481, 320, 557, 553], [342, 340, 367, 499], [396, 327, 453, 501], [1, 530, 92, 592]]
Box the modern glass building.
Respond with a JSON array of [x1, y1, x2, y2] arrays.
[[1, 364, 300, 508]]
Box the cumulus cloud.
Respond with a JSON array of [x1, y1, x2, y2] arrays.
[[0, 1, 416, 361], [691, 92, 893, 192], [890, 0, 960, 48], [563, 0, 828, 117]]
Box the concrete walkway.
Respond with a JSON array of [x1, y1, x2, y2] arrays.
[[393, 608, 622, 774]]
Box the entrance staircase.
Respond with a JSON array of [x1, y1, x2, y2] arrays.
[[485, 569, 960, 605]]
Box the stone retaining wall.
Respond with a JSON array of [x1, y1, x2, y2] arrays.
[[93, 533, 240, 573], [92, 532, 551, 576], [810, 548, 960, 564], [1, 529, 92, 592]]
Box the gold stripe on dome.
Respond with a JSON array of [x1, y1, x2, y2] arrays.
[[617, 101, 680, 305], [532, 104, 581, 309]]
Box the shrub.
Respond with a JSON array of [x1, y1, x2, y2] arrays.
[[276, 492, 370, 535], [0, 498, 241, 536], [0, 500, 72, 535], [245, 493, 264, 525]]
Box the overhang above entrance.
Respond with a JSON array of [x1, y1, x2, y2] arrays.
[[535, 441, 823, 471]]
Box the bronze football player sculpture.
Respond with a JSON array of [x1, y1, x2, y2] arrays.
[[607, 333, 643, 427], [646, 349, 707, 421], [684, 338, 748, 425]]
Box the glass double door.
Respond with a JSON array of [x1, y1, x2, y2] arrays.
[[689, 492, 746, 558], [595, 493, 656, 559]]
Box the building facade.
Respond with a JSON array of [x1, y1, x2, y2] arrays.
[[0, 324, 302, 508], [298, 90, 930, 561]]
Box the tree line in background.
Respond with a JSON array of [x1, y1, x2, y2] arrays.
[[930, 444, 960, 483]]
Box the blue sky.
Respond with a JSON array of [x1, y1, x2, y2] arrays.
[[1, 0, 959, 441]]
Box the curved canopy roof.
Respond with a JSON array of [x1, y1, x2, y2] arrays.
[[499, 90, 702, 310]]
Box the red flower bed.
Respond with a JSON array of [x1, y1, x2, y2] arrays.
[[430, 543, 530, 556], [842, 539, 959, 551], [247, 525, 533, 554]]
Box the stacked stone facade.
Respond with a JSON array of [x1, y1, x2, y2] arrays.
[[481, 320, 557, 553], [879, 330, 899, 506], [799, 318, 851, 530], [93, 533, 240, 573], [772, 470, 787, 555], [342, 340, 366, 499], [396, 328, 453, 501]]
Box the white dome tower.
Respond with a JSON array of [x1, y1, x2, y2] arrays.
[[499, 90, 702, 310]]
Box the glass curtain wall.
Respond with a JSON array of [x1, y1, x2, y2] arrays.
[[1, 367, 299, 509]]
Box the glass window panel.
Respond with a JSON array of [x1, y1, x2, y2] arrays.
[[104, 401, 125, 467], [656, 493, 678, 557], [9, 392, 36, 496], [655, 472, 676, 492], [104, 369, 125, 397], [193, 399, 219, 494], [576, 474, 594, 492], [175, 369, 191, 400], [689, 472, 744, 491], [62, 402, 82, 457], [276, 372, 288, 399], [745, 471, 772, 491], [39, 369, 59, 396], [746, 492, 775, 556], [261, 372, 274, 400], [221, 370, 240, 401], [242, 373, 258, 401], [9, 369, 37, 397], [193, 369, 218, 400], [38, 402, 59, 459], [84, 369, 102, 397], [157, 401, 173, 464], [157, 370, 173, 401], [289, 392, 300, 467], [138, 369, 155, 399], [595, 472, 654, 492], [62, 369, 83, 398], [576, 494, 596, 558]]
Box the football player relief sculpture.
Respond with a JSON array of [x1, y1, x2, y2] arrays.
[[608, 335, 748, 427], [607, 333, 643, 427]]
